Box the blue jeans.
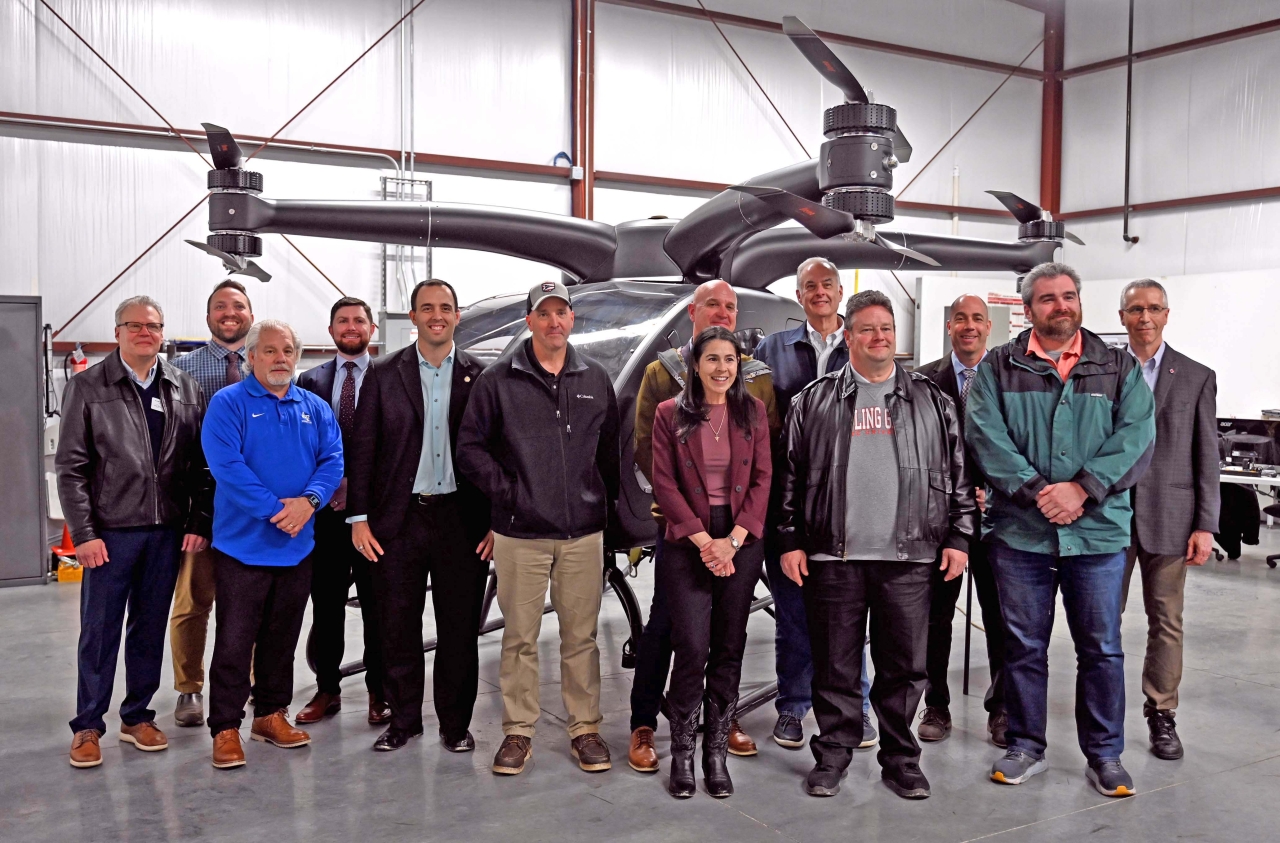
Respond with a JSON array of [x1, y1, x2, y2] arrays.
[[989, 545, 1127, 763], [70, 526, 182, 735], [765, 548, 870, 719]]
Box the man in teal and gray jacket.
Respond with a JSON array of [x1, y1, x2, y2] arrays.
[[965, 262, 1154, 799]]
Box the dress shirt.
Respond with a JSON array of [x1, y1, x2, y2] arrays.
[[806, 318, 845, 377], [329, 351, 371, 416], [950, 350, 988, 396], [173, 341, 245, 400], [127, 359, 159, 389], [1126, 341, 1166, 393], [413, 343, 457, 495]]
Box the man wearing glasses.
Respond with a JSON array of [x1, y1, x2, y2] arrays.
[[58, 297, 212, 768], [1119, 279, 1218, 761]]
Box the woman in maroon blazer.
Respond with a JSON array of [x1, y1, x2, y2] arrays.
[[651, 326, 772, 799]]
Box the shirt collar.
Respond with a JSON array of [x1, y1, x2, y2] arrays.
[[951, 350, 987, 375], [336, 351, 371, 371], [1027, 329, 1082, 362], [244, 373, 302, 402], [1126, 341, 1166, 370], [206, 340, 243, 360], [806, 317, 844, 348], [128, 359, 158, 387], [416, 342, 455, 370]]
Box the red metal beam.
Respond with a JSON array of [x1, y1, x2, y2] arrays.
[[570, 0, 596, 217], [1059, 184, 1280, 221], [1039, 0, 1065, 215], [598, 0, 1045, 79], [1061, 17, 1280, 79]]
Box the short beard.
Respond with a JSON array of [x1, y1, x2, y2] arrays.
[[335, 336, 369, 356], [1035, 313, 1081, 341], [210, 317, 250, 345], [265, 370, 294, 387]]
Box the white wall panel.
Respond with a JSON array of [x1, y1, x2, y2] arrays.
[[1060, 67, 1127, 212], [1066, 0, 1280, 68]]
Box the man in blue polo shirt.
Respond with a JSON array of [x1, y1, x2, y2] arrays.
[[200, 319, 343, 769]]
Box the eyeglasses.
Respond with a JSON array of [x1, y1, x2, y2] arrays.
[[117, 322, 165, 334], [1122, 306, 1166, 316]]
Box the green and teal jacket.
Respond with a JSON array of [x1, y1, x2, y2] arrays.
[[964, 328, 1155, 556]]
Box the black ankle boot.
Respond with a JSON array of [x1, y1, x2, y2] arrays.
[[668, 708, 699, 798], [701, 697, 734, 798]]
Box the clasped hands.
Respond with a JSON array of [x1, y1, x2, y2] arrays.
[[694, 532, 737, 577], [1036, 481, 1087, 525]]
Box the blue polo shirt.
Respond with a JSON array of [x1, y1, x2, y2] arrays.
[[202, 375, 344, 566]]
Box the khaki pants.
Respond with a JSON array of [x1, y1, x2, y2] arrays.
[[1122, 547, 1188, 716], [169, 547, 216, 694], [493, 532, 604, 739]]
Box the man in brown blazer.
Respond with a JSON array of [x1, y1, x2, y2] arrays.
[[1119, 279, 1219, 761]]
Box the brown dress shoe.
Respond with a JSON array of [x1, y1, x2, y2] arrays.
[[120, 721, 168, 752], [295, 692, 341, 724], [570, 732, 612, 772], [212, 729, 246, 769], [628, 726, 659, 773], [368, 694, 392, 725], [250, 710, 311, 748], [492, 734, 533, 775], [69, 730, 102, 768], [727, 718, 757, 757], [917, 707, 952, 742]]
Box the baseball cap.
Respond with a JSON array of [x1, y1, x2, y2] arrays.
[[526, 280, 573, 314]]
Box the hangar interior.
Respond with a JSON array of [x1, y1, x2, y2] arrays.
[[2, 1, 1280, 841]]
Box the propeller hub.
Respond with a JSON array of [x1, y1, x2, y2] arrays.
[[1018, 219, 1067, 242]]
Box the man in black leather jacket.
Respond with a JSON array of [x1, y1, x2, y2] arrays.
[[57, 296, 212, 769], [778, 290, 975, 801]]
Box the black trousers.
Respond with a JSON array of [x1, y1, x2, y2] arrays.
[[661, 506, 765, 716], [629, 534, 674, 732], [207, 548, 313, 736], [804, 559, 931, 771], [925, 540, 1006, 712], [373, 493, 487, 736], [310, 507, 383, 697]]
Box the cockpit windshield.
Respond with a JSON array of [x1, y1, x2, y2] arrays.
[[455, 283, 685, 377]]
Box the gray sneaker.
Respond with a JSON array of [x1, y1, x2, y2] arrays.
[[858, 713, 878, 748], [174, 693, 204, 727], [991, 749, 1047, 784], [1087, 760, 1135, 797]]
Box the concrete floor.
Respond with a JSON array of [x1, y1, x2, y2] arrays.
[[2, 532, 1279, 843]]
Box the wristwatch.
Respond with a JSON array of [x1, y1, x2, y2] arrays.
[[304, 493, 322, 510], [729, 534, 741, 550]]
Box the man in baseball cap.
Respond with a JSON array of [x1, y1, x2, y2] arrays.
[[527, 279, 573, 314]]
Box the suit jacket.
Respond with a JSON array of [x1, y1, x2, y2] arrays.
[[345, 345, 490, 544], [1130, 344, 1219, 556], [650, 396, 772, 545], [297, 358, 354, 467], [918, 354, 987, 539]]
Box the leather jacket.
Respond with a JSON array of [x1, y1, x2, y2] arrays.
[[777, 363, 975, 560], [56, 350, 213, 544]]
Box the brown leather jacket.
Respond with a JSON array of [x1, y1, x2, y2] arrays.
[[56, 350, 212, 544]]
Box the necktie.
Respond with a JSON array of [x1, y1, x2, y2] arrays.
[[225, 351, 242, 386], [338, 361, 358, 438], [960, 368, 977, 411]]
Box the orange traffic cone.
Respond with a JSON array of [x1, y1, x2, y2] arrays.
[[51, 523, 76, 557]]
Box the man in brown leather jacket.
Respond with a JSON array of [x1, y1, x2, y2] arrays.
[[57, 296, 212, 770], [626, 278, 779, 772]]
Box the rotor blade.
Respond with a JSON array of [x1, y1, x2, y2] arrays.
[[892, 128, 913, 164], [875, 234, 941, 267], [184, 238, 243, 271], [782, 16, 868, 104], [235, 260, 272, 283], [985, 190, 1043, 225], [1063, 230, 1086, 246], [201, 122, 243, 170], [728, 185, 853, 239]]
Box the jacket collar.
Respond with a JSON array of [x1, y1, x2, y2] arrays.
[[1011, 327, 1115, 374], [510, 337, 589, 377], [837, 361, 913, 401], [104, 348, 182, 387]]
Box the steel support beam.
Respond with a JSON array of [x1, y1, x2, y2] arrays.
[[1061, 17, 1280, 79], [571, 0, 596, 218], [1039, 0, 1065, 215]]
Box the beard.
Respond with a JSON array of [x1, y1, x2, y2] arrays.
[[265, 369, 294, 386], [210, 315, 250, 344], [1035, 311, 1082, 341], [335, 335, 369, 355]]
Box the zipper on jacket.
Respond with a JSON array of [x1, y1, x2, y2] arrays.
[[125, 378, 161, 525]]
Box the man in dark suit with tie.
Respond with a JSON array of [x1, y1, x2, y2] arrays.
[[295, 297, 390, 727], [914, 294, 1008, 747], [1119, 279, 1218, 761], [346, 279, 492, 753]]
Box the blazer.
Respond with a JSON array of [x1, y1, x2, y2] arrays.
[[1130, 344, 1220, 556], [650, 396, 771, 545], [296, 357, 361, 473], [345, 344, 490, 544]]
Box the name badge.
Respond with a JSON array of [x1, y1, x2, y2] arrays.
[[151, 397, 164, 412]]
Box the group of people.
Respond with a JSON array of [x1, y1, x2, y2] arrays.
[[58, 257, 1218, 805]]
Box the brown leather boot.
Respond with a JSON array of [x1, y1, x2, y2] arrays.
[[492, 735, 532, 775], [69, 730, 102, 768], [368, 694, 392, 725], [571, 732, 612, 772], [119, 721, 168, 752], [212, 729, 246, 769], [250, 710, 311, 748], [627, 726, 659, 773], [295, 692, 340, 724], [727, 718, 757, 757]]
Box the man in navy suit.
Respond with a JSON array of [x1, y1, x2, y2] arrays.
[[295, 297, 390, 726]]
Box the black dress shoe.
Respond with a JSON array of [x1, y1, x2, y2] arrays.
[[1147, 711, 1184, 760], [373, 725, 423, 752], [440, 730, 476, 753]]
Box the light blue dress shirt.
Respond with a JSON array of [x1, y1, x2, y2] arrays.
[[950, 350, 988, 395], [1126, 341, 1166, 393], [128, 359, 158, 389], [413, 344, 457, 495], [328, 352, 371, 416]]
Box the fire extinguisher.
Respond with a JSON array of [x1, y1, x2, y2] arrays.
[[71, 343, 88, 375]]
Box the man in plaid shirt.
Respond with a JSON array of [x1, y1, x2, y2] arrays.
[[167, 279, 254, 729]]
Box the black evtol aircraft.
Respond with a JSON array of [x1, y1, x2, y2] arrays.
[[190, 17, 1076, 688]]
